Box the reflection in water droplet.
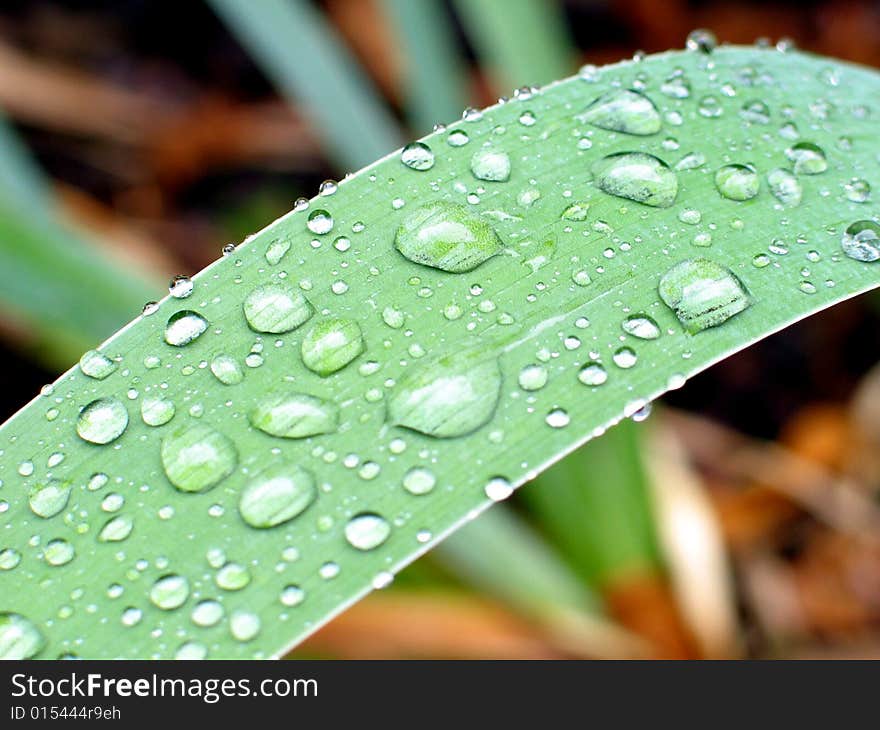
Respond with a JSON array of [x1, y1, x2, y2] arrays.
[[164, 310, 209, 347], [785, 142, 827, 174], [578, 89, 661, 135], [715, 164, 759, 201], [388, 349, 501, 438], [77, 398, 129, 445], [395, 201, 503, 273], [150, 574, 189, 610], [0, 613, 45, 659], [29, 479, 72, 518], [301, 318, 364, 376], [593, 152, 678, 208], [841, 220, 880, 262], [767, 168, 802, 206], [243, 283, 313, 334], [249, 392, 339, 439], [344, 513, 391, 551], [239, 463, 316, 529], [161, 423, 237, 493], [621, 314, 661, 340], [79, 350, 117, 380], [659, 258, 751, 333]]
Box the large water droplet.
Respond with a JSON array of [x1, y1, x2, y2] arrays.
[[210, 354, 244, 385], [239, 463, 316, 529], [659, 258, 751, 333], [767, 168, 802, 206], [164, 310, 208, 347], [44, 538, 75, 566], [0, 548, 21, 571], [578, 362, 608, 386], [249, 392, 338, 438], [98, 514, 134, 542], [306, 209, 334, 235], [243, 283, 313, 334], [401, 142, 435, 171], [161, 423, 237, 493], [518, 363, 548, 391], [0, 613, 44, 659], [79, 350, 117, 380], [715, 164, 759, 201], [394, 201, 502, 273], [169, 275, 194, 299], [387, 349, 501, 438], [344, 513, 391, 551], [593, 152, 677, 207], [470, 147, 511, 182], [141, 396, 175, 427], [150, 574, 189, 610], [785, 142, 827, 174], [300, 318, 364, 376], [841, 220, 880, 262], [578, 89, 661, 135], [77, 397, 129, 444], [403, 467, 436, 496], [29, 479, 72, 518], [621, 314, 661, 340]]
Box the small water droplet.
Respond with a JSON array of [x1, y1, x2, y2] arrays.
[[141, 396, 175, 427], [249, 392, 338, 439], [210, 354, 244, 385], [28, 479, 72, 518], [77, 397, 129, 444], [306, 209, 334, 235], [578, 89, 661, 135], [593, 152, 678, 207], [0, 613, 45, 659], [265, 238, 291, 265], [229, 610, 260, 642], [79, 350, 117, 380], [621, 314, 661, 340], [243, 283, 313, 334], [403, 467, 436, 496], [164, 310, 209, 347], [150, 574, 189, 610], [578, 362, 608, 386], [191, 600, 224, 627], [545, 408, 570, 428], [686, 28, 717, 53], [841, 220, 880, 262], [518, 363, 548, 391], [169, 275, 194, 299], [161, 423, 237, 493], [44, 538, 75, 566], [612, 347, 638, 369], [98, 514, 134, 542], [447, 129, 470, 146], [659, 258, 750, 333], [715, 164, 759, 201], [484, 476, 513, 501], [785, 142, 827, 174], [216, 562, 251, 591], [401, 142, 435, 171], [740, 100, 770, 124], [844, 178, 871, 203], [280, 585, 305, 607], [470, 147, 511, 181], [767, 168, 802, 206], [239, 462, 316, 529], [344, 513, 391, 551]]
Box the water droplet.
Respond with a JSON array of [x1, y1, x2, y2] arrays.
[[387, 349, 501, 438], [0, 613, 44, 659], [265, 238, 291, 265], [621, 314, 661, 340], [306, 209, 334, 235], [767, 168, 802, 206], [121, 607, 142, 627], [518, 363, 548, 391], [161, 423, 237, 493], [44, 538, 75, 566], [798, 280, 817, 294], [175, 641, 208, 660], [230, 610, 260, 642], [612, 347, 638, 369], [301, 318, 364, 376], [403, 467, 436, 496], [401, 142, 435, 171], [28, 479, 71, 519], [484, 476, 513, 501], [150, 574, 189, 610], [561, 202, 590, 221], [216, 562, 251, 591], [841, 220, 880, 262], [210, 354, 244, 385], [447, 129, 469, 146], [281, 585, 305, 607], [77, 397, 128, 444], [593, 152, 678, 207], [164, 310, 209, 347], [319, 561, 340, 580], [344, 513, 391, 551], [545, 408, 570, 428], [785, 142, 827, 174], [141, 396, 175, 427], [578, 89, 661, 135], [79, 350, 117, 380], [698, 95, 723, 118], [239, 462, 316, 529], [715, 164, 759, 201], [844, 178, 871, 203], [470, 147, 511, 181], [659, 258, 750, 333], [169, 275, 194, 299], [249, 392, 338, 439], [740, 100, 770, 124], [98, 514, 134, 542], [752, 253, 771, 268], [395, 201, 502, 273], [243, 283, 313, 334], [578, 362, 608, 386], [319, 179, 338, 196], [192, 600, 224, 627], [686, 28, 717, 53], [678, 208, 702, 225]]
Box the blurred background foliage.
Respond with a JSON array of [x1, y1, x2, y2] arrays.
[[2, 0, 880, 658]]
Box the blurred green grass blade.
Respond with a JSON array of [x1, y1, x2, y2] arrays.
[[382, 0, 469, 132], [437, 505, 599, 617], [209, 0, 402, 171], [452, 0, 574, 90], [521, 421, 660, 586], [1, 48, 879, 660], [0, 118, 157, 366]]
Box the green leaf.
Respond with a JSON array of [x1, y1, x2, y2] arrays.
[[1, 47, 879, 659]]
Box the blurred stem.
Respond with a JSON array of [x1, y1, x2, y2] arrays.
[[381, 0, 469, 133]]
